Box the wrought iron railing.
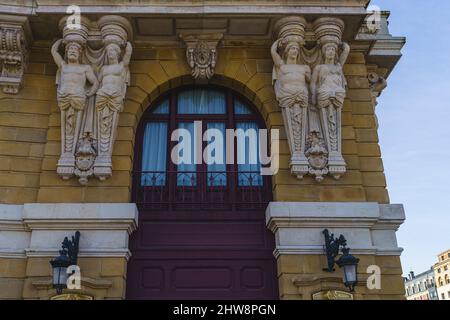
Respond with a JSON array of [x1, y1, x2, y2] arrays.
[[133, 171, 271, 211]]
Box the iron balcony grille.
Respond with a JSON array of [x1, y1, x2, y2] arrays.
[[132, 171, 271, 211]]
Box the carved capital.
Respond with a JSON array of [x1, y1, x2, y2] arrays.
[[180, 33, 223, 80], [0, 15, 31, 94]]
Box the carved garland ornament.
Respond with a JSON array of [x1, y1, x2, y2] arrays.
[[272, 16, 349, 182], [180, 33, 223, 80], [52, 15, 133, 185]]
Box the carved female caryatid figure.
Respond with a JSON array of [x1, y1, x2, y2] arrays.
[[310, 17, 350, 179], [271, 20, 311, 179], [52, 39, 99, 179], [94, 41, 132, 180]]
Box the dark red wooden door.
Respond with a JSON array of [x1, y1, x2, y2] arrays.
[[126, 87, 279, 300], [126, 208, 278, 300]]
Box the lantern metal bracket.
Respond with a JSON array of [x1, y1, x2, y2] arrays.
[[60, 231, 81, 265], [323, 229, 348, 272]]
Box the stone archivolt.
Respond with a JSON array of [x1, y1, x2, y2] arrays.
[[52, 15, 133, 185], [272, 16, 349, 182]]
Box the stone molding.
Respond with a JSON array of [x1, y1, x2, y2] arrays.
[[32, 276, 113, 291], [0, 14, 31, 94], [0, 203, 138, 260], [266, 202, 405, 257]]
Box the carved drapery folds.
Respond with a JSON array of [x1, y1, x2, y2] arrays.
[[53, 15, 133, 185], [180, 33, 223, 79], [272, 17, 349, 182], [0, 15, 30, 94]]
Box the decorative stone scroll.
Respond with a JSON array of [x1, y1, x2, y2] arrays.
[[52, 15, 133, 185], [180, 33, 223, 80], [272, 17, 349, 182], [0, 15, 31, 94]]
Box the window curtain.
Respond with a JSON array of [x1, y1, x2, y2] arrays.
[[178, 89, 225, 114], [206, 122, 226, 186], [234, 98, 252, 115], [152, 99, 169, 114], [141, 122, 168, 186], [177, 122, 197, 186], [236, 122, 263, 186]]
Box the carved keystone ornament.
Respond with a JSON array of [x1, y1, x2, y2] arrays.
[[271, 16, 350, 182], [180, 33, 223, 80], [52, 15, 133, 185]]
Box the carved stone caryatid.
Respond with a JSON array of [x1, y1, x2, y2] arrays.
[[52, 17, 99, 182], [0, 14, 31, 94], [53, 15, 133, 184], [271, 16, 350, 182], [311, 17, 349, 180], [271, 17, 311, 179], [94, 16, 133, 180], [180, 33, 223, 80]]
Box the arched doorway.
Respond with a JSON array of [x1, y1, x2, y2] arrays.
[[126, 85, 279, 299]]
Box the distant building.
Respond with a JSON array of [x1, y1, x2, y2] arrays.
[[404, 269, 438, 300], [434, 249, 450, 300]]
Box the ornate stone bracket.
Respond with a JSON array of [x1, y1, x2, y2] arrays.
[[53, 15, 133, 184], [272, 16, 348, 182], [0, 14, 31, 94], [179, 33, 223, 80]]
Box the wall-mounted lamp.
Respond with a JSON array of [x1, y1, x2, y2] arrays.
[[50, 231, 80, 294], [323, 229, 359, 292]]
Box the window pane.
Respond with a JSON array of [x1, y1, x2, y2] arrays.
[[152, 99, 169, 114], [176, 122, 198, 186], [206, 122, 226, 186], [236, 122, 263, 186], [234, 98, 253, 115], [141, 122, 167, 186], [178, 89, 225, 114]]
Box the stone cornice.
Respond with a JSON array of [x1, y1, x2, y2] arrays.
[[266, 202, 405, 257], [0, 203, 138, 260]]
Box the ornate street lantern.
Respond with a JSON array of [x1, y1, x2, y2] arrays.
[[323, 229, 360, 292], [337, 247, 360, 292], [50, 231, 80, 294]]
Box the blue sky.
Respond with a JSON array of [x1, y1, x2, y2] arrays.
[[372, 0, 450, 274]]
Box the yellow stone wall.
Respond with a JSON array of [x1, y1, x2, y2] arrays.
[[0, 46, 389, 205], [277, 255, 405, 300], [0, 44, 399, 299], [22, 257, 127, 300]]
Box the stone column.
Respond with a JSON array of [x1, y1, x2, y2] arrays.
[[266, 202, 406, 300], [0, 203, 138, 299]]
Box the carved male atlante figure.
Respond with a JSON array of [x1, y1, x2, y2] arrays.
[[271, 38, 311, 177], [52, 39, 99, 178], [272, 39, 311, 113], [94, 41, 132, 179]]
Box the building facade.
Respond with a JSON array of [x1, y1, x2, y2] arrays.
[[434, 250, 450, 300], [404, 269, 438, 300], [0, 1, 406, 300]]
